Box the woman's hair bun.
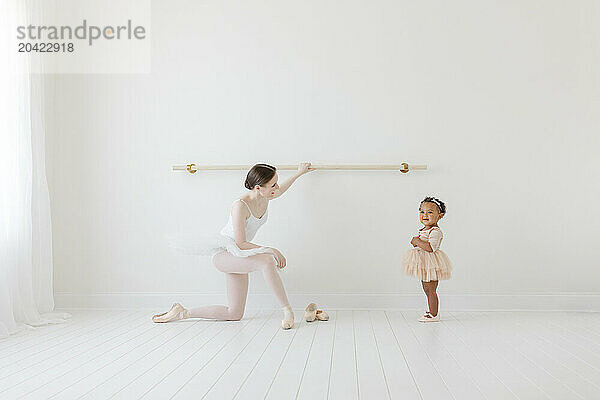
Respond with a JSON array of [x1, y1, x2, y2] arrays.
[[245, 163, 277, 190]]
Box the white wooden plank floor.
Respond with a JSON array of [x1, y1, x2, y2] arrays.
[[1, 310, 599, 399]]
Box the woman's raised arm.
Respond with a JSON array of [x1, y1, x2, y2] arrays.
[[272, 162, 314, 199]]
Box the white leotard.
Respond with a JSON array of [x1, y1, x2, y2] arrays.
[[214, 199, 274, 259], [220, 199, 268, 242], [166, 199, 275, 261]]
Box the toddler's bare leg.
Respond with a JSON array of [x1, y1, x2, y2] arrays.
[[421, 280, 439, 317]]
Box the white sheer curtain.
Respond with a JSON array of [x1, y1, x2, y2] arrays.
[[1, 0, 70, 339]]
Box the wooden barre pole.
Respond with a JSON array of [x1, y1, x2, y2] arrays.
[[172, 163, 427, 174]]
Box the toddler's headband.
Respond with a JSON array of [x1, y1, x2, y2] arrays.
[[425, 197, 443, 212]]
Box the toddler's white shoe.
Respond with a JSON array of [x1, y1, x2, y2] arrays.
[[418, 312, 440, 322]]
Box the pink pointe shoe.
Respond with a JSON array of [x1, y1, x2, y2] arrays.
[[152, 303, 187, 323], [304, 303, 317, 322], [315, 309, 329, 321], [418, 312, 440, 323]]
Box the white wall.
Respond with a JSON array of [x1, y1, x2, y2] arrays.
[[46, 1, 600, 309]]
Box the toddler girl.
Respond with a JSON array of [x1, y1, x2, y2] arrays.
[[402, 197, 452, 322]]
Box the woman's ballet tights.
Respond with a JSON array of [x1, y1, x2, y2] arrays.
[[186, 252, 290, 321], [185, 273, 248, 320]]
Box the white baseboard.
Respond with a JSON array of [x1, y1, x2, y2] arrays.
[[54, 292, 600, 311]]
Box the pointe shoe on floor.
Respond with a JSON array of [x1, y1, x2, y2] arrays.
[[418, 312, 440, 322], [304, 303, 317, 322], [152, 303, 186, 323], [315, 309, 329, 321]]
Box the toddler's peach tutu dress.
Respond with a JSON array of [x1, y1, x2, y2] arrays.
[[402, 226, 452, 282]]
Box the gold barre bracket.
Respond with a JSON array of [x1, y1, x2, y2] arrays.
[[172, 163, 426, 174], [172, 164, 199, 173]]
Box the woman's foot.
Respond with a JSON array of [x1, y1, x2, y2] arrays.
[[418, 312, 440, 322], [152, 303, 188, 323], [281, 304, 294, 330], [281, 318, 294, 330]]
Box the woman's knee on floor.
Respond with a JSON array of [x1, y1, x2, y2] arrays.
[[227, 307, 244, 321]]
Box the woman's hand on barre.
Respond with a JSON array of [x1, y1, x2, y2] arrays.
[[297, 162, 315, 176], [272, 162, 314, 199], [270, 248, 287, 269]]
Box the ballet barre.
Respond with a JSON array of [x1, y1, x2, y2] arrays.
[[172, 163, 428, 174]]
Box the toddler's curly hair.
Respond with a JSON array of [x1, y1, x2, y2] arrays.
[[421, 196, 446, 214]]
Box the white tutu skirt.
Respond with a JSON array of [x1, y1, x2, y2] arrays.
[[213, 236, 275, 259], [402, 248, 452, 282], [165, 232, 275, 261]]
